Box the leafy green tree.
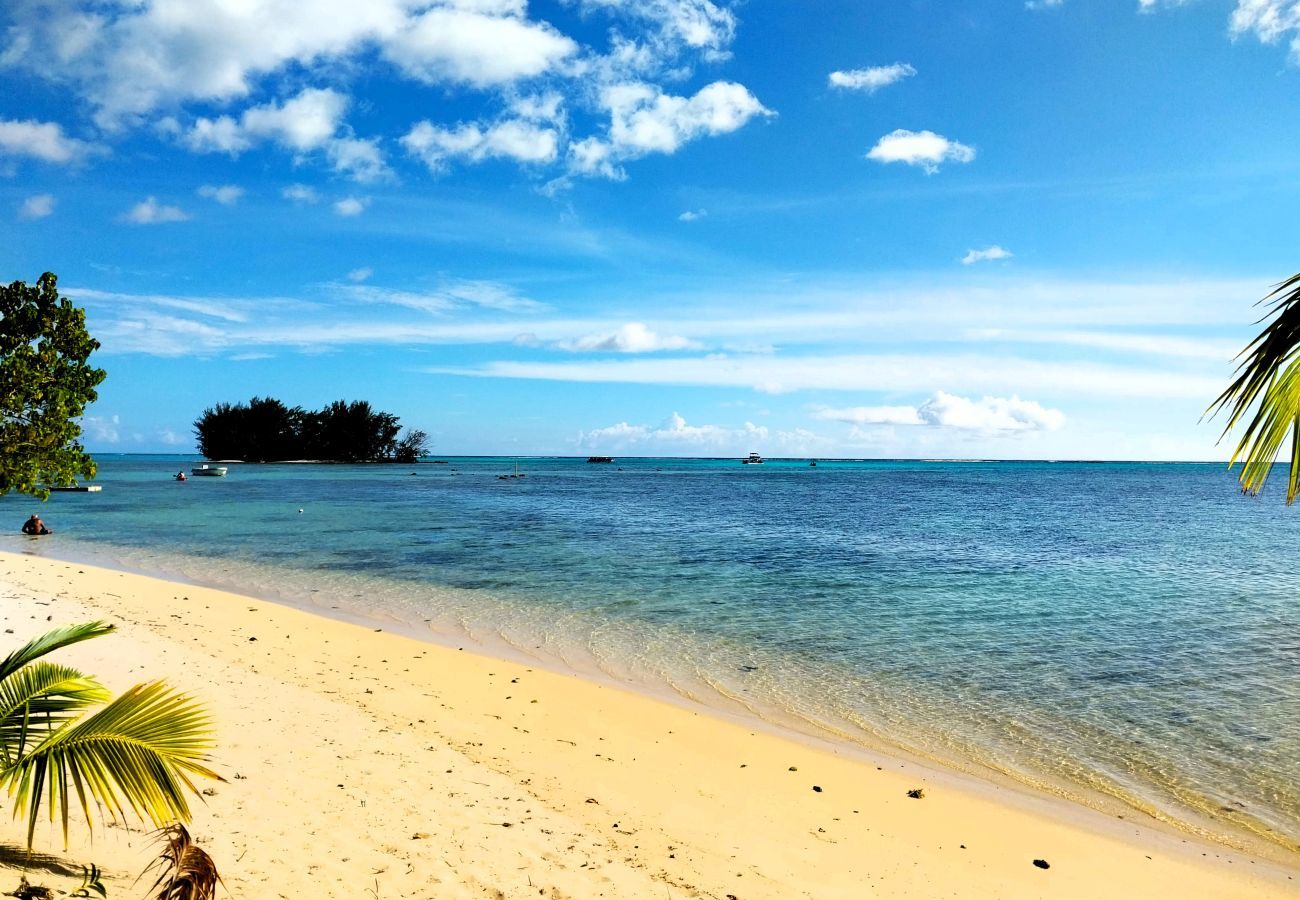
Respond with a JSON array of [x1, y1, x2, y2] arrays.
[[0, 273, 106, 499], [0, 622, 219, 850], [194, 396, 303, 462], [1211, 273, 1300, 503]]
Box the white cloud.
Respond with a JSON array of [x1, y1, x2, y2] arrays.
[[815, 392, 1066, 433], [828, 63, 916, 93], [338, 279, 547, 314], [1229, 0, 1300, 60], [402, 118, 560, 171], [570, 80, 772, 179], [961, 245, 1013, 265], [333, 196, 369, 217], [347, 267, 374, 282], [866, 129, 975, 174], [580, 411, 766, 449], [82, 414, 121, 443], [0, 119, 98, 164], [429, 353, 1223, 400], [18, 194, 55, 220], [281, 184, 321, 204], [678, 208, 707, 221], [1026, 0, 1065, 9], [383, 7, 578, 87], [186, 88, 348, 154], [121, 197, 189, 225], [557, 322, 699, 352], [326, 136, 391, 182], [197, 184, 244, 205]]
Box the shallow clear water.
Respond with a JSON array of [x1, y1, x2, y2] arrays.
[[2, 455, 1297, 857]]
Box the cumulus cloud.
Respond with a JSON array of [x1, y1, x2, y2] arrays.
[[569, 80, 772, 179], [580, 411, 767, 448], [961, 245, 1013, 265], [197, 184, 244, 205], [402, 118, 559, 171], [1229, 0, 1300, 60], [383, 6, 578, 87], [82, 414, 122, 443], [1, 1, 766, 183], [121, 196, 189, 224], [333, 196, 369, 217], [814, 392, 1065, 433], [0, 119, 99, 164], [557, 322, 699, 352], [828, 63, 916, 93], [678, 208, 707, 221], [18, 194, 55, 220], [866, 129, 975, 174]]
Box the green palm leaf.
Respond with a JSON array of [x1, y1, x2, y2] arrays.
[[0, 661, 109, 766], [0, 622, 115, 682], [1209, 272, 1300, 502], [2, 680, 221, 848]]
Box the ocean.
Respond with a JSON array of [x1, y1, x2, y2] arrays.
[[2, 455, 1297, 859]]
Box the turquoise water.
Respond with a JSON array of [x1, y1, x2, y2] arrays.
[[2, 455, 1297, 858]]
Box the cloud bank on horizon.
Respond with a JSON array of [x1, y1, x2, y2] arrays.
[[2, 0, 1297, 460]]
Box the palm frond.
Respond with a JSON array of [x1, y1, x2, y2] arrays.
[[1208, 272, 1300, 502], [141, 824, 223, 900], [1, 680, 222, 848], [0, 661, 110, 766], [0, 623, 115, 682]]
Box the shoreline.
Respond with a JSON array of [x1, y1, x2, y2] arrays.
[[7, 533, 1295, 865], [0, 548, 1296, 898]]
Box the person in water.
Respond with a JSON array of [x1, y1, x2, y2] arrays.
[[21, 515, 51, 535], [175, 470, 187, 481]]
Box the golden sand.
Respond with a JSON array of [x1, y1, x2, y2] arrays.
[[0, 549, 1295, 898]]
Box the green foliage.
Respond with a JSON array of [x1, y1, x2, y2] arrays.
[[194, 396, 427, 462], [0, 273, 106, 499], [0, 623, 220, 850], [1209, 272, 1300, 503], [71, 864, 107, 898]]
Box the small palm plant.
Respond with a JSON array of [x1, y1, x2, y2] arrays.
[[0, 621, 220, 852], [1210, 272, 1300, 503]]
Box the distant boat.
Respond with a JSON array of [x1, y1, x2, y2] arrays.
[[49, 484, 102, 492], [587, 456, 614, 463], [498, 463, 526, 480], [809, 460, 818, 467], [742, 452, 764, 465], [191, 464, 228, 477]]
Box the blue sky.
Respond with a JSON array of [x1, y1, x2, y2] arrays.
[[4, 0, 1300, 459]]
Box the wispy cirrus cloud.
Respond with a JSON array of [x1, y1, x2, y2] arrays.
[[556, 322, 698, 352], [813, 392, 1066, 433]]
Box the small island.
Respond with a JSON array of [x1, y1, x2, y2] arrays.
[[194, 397, 429, 463]]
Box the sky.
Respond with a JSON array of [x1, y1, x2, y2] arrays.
[[4, 0, 1300, 460]]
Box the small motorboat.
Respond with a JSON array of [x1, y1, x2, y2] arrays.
[[191, 464, 228, 477], [742, 452, 764, 465]]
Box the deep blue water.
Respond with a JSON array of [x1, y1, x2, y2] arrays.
[[2, 455, 1297, 856]]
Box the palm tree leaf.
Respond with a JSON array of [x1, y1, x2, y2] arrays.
[[141, 824, 223, 900], [0, 661, 109, 766], [1, 680, 221, 848], [1208, 273, 1300, 502], [0, 623, 115, 682]]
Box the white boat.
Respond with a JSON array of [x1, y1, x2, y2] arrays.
[[742, 452, 764, 465], [191, 464, 228, 477]]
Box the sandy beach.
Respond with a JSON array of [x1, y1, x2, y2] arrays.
[[0, 548, 1295, 899]]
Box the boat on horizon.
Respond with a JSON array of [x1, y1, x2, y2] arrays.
[[742, 452, 764, 465], [191, 464, 229, 477]]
